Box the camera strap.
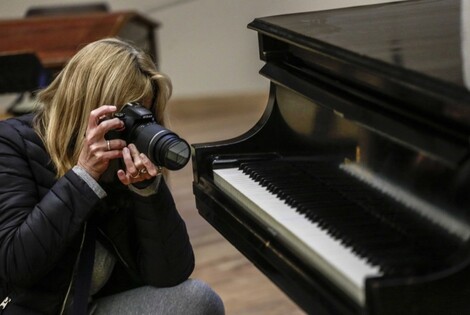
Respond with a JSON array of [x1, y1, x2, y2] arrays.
[[71, 220, 96, 315]]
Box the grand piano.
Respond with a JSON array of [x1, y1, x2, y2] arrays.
[[192, 0, 470, 314]]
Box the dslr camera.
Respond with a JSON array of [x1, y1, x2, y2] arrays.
[[106, 102, 190, 170]]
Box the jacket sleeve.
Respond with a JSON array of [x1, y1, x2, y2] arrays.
[[0, 122, 102, 288], [131, 179, 195, 287]]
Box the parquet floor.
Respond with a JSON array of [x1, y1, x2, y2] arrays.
[[166, 94, 306, 315]]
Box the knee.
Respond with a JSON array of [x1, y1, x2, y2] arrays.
[[179, 279, 225, 315]]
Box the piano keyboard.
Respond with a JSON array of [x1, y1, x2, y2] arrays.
[[214, 167, 382, 305], [340, 163, 470, 241]]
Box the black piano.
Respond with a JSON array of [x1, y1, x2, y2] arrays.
[[192, 1, 470, 314]]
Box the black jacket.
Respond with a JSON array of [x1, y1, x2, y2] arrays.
[[0, 114, 195, 314]]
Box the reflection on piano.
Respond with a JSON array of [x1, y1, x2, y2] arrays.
[[192, 1, 470, 314]]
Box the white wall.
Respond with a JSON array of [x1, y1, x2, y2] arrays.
[[0, 0, 401, 98]]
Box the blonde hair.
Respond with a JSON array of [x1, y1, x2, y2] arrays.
[[34, 38, 172, 177]]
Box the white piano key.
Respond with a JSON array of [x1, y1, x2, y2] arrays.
[[214, 167, 382, 305]]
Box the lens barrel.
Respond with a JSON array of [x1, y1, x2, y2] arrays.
[[133, 123, 190, 170]]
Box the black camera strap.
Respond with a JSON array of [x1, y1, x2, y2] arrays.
[[71, 220, 96, 315]]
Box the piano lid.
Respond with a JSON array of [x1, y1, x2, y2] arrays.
[[248, 0, 470, 134]]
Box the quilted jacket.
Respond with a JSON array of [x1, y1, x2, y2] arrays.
[[0, 114, 195, 314]]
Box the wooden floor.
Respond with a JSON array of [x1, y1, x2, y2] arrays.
[[166, 94, 306, 315]]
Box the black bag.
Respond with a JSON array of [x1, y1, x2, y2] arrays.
[[1, 303, 44, 315]]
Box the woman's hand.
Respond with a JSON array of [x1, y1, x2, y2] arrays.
[[77, 105, 127, 180], [117, 143, 160, 185]]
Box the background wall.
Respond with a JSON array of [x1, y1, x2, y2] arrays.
[[0, 0, 401, 99]]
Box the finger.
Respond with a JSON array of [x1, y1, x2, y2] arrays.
[[128, 144, 142, 160], [98, 117, 124, 135], [122, 147, 139, 177], [139, 153, 158, 176], [89, 105, 117, 127], [105, 139, 127, 152], [117, 169, 131, 185], [128, 144, 144, 169], [86, 106, 122, 141]]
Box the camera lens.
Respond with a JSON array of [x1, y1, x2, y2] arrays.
[[155, 136, 190, 170], [133, 123, 190, 170]]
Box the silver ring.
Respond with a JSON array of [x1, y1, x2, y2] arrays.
[[139, 168, 148, 174], [130, 172, 139, 178], [106, 140, 111, 151]]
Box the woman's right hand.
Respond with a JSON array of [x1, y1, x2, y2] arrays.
[[77, 105, 127, 180]]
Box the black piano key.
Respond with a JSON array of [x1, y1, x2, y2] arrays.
[[236, 159, 461, 276]]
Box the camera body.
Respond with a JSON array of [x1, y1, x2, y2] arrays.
[[106, 102, 190, 170]]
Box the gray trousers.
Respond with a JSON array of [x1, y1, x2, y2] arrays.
[[90, 279, 224, 315]]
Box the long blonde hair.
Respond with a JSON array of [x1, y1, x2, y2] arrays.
[[34, 38, 172, 177]]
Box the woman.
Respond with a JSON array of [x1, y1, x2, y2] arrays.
[[0, 38, 224, 315]]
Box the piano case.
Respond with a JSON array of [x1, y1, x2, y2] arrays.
[[192, 1, 470, 314]]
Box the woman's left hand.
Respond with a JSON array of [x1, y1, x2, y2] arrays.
[[117, 143, 160, 185]]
